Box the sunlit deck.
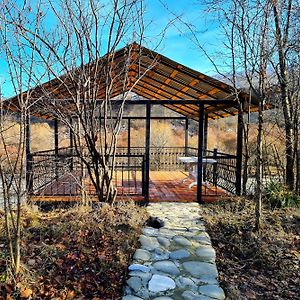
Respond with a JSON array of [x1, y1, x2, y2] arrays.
[[31, 170, 228, 203]]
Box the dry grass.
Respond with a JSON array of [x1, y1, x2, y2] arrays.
[[0, 201, 148, 299], [201, 198, 300, 300]]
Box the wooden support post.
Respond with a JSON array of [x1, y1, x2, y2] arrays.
[[236, 112, 243, 196], [54, 119, 59, 179], [145, 102, 151, 203], [185, 117, 189, 156], [25, 114, 33, 194], [197, 104, 205, 204], [203, 114, 208, 181]]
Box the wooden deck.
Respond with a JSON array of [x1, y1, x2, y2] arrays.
[[31, 171, 228, 203]]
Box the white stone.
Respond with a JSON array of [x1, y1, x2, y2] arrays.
[[127, 277, 142, 292], [153, 260, 180, 275], [128, 264, 150, 273], [148, 274, 176, 292], [133, 249, 151, 261], [173, 236, 192, 246], [199, 284, 226, 300], [194, 296, 213, 300], [139, 235, 160, 251], [192, 235, 211, 245], [182, 290, 201, 300], [175, 276, 195, 289], [157, 236, 171, 247], [196, 246, 216, 261], [183, 261, 218, 278], [152, 248, 170, 261], [128, 271, 152, 284], [170, 249, 190, 260], [122, 296, 143, 300], [143, 227, 159, 236], [153, 297, 174, 300]]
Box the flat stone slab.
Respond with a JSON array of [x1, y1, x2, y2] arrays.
[[133, 249, 151, 261], [173, 236, 192, 246], [170, 249, 190, 260], [139, 235, 160, 251], [196, 246, 216, 262], [122, 296, 143, 300], [157, 236, 171, 248], [153, 260, 180, 275], [123, 203, 224, 299], [148, 274, 176, 292], [127, 277, 142, 292], [183, 261, 218, 278], [199, 284, 226, 299], [128, 264, 150, 273]]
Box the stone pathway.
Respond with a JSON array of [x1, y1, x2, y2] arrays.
[[123, 203, 225, 300]]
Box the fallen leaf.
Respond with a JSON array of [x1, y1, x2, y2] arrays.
[[20, 288, 33, 298]]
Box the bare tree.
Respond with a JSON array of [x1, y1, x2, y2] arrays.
[[0, 1, 43, 275], [179, 0, 300, 229], [2, 0, 159, 204]]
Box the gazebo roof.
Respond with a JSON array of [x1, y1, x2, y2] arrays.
[[4, 42, 264, 120]]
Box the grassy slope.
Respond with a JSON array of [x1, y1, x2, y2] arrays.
[[0, 202, 148, 300], [200, 198, 300, 300]]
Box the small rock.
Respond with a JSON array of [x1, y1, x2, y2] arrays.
[[175, 276, 195, 289], [192, 234, 211, 245], [133, 249, 151, 261], [199, 284, 226, 300], [196, 246, 216, 262], [127, 277, 142, 293], [143, 227, 159, 236], [183, 261, 218, 278], [122, 296, 143, 300], [128, 271, 152, 284], [157, 236, 171, 247], [139, 235, 160, 251], [173, 236, 192, 246], [158, 228, 176, 238], [194, 296, 213, 300], [153, 297, 174, 300], [128, 264, 150, 273], [148, 274, 176, 292], [153, 260, 180, 275], [152, 248, 170, 261], [170, 249, 190, 260], [182, 290, 200, 300]]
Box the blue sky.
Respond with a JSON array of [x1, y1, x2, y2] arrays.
[[143, 0, 225, 72], [0, 0, 227, 98]]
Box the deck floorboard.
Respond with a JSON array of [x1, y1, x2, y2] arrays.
[[31, 171, 227, 203]]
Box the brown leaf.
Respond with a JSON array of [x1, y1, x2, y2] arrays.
[[20, 288, 33, 298]]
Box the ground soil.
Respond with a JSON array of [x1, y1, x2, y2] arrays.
[[201, 197, 300, 300], [0, 202, 148, 300]]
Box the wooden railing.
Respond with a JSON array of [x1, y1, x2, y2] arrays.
[[28, 150, 146, 197], [116, 147, 198, 170], [28, 146, 238, 198], [204, 149, 237, 194]]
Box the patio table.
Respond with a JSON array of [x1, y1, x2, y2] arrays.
[[178, 156, 217, 188]]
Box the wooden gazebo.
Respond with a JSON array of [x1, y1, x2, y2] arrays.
[[5, 42, 262, 203]]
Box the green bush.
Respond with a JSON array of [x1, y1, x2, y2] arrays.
[[264, 182, 300, 208]]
